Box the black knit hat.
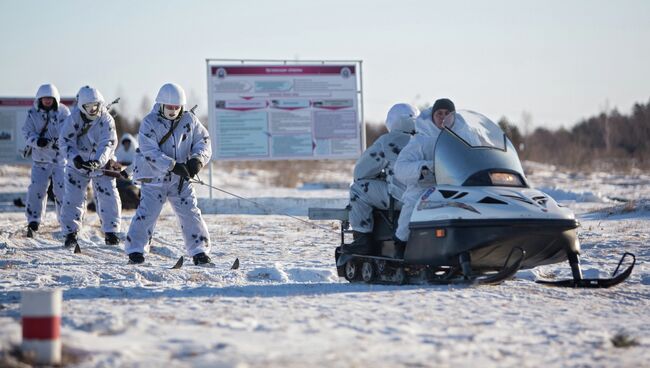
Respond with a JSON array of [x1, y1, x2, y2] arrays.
[[432, 98, 455, 113]]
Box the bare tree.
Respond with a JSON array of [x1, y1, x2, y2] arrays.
[[601, 99, 611, 153], [520, 111, 533, 159], [139, 95, 152, 118]]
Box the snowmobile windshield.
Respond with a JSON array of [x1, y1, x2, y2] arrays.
[[434, 110, 527, 187], [442, 110, 506, 149]]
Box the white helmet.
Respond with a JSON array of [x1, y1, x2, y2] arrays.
[[155, 83, 186, 106], [156, 83, 186, 120], [386, 103, 419, 133], [77, 86, 105, 120]]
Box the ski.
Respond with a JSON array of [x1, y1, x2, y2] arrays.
[[165, 256, 238, 269], [189, 257, 239, 269], [536, 252, 635, 288], [170, 256, 184, 269]]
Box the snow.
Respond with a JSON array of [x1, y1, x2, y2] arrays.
[[1, 162, 649, 367]]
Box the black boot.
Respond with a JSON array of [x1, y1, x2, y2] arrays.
[[128, 252, 145, 264], [105, 232, 120, 245], [341, 231, 373, 255], [26, 222, 39, 238], [193, 252, 212, 265], [394, 238, 407, 259], [64, 232, 78, 248]]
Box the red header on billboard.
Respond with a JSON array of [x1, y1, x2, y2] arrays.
[[211, 65, 355, 76], [0, 98, 76, 107], [0, 98, 33, 106]]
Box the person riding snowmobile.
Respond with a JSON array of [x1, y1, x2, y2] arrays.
[[394, 98, 455, 243], [342, 103, 419, 255]]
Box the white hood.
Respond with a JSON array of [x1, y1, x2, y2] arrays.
[[34, 84, 61, 109], [115, 133, 138, 165], [385, 103, 418, 134], [414, 107, 440, 138], [120, 133, 137, 147]]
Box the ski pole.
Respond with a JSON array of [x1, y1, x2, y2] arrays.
[[81, 164, 129, 179], [188, 177, 339, 234]]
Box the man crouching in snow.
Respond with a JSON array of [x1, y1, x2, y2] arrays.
[[125, 83, 212, 265], [341, 103, 419, 255]]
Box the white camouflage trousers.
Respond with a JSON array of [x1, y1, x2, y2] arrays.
[[25, 162, 65, 226], [349, 179, 393, 233], [60, 168, 122, 235], [395, 187, 429, 241], [125, 175, 210, 257]]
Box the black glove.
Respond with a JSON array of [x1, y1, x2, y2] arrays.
[[85, 160, 101, 170], [36, 137, 49, 147], [73, 156, 84, 169], [171, 163, 190, 178], [186, 158, 203, 177]]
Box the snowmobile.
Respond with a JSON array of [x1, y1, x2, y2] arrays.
[[309, 110, 635, 287]]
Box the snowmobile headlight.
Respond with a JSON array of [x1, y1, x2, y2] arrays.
[[489, 172, 523, 186]]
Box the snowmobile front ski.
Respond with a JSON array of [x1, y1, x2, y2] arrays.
[[536, 252, 635, 288]]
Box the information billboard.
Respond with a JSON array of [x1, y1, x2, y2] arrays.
[[0, 97, 75, 164], [206, 61, 364, 161]]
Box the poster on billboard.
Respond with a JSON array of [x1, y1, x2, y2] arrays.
[[206, 61, 364, 161], [0, 97, 75, 164]]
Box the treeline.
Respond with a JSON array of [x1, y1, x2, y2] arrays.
[[499, 99, 650, 171]]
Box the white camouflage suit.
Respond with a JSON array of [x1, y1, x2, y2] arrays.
[[349, 103, 419, 233], [125, 104, 212, 257], [23, 85, 70, 226], [59, 100, 121, 236], [394, 107, 441, 241]]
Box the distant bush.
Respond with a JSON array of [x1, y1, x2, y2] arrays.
[[511, 99, 650, 171]]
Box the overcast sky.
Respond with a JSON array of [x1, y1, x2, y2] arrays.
[[1, 0, 649, 129]]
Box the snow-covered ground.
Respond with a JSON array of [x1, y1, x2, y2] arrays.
[[0, 162, 648, 367]]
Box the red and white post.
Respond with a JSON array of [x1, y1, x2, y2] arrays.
[[21, 289, 62, 365]]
